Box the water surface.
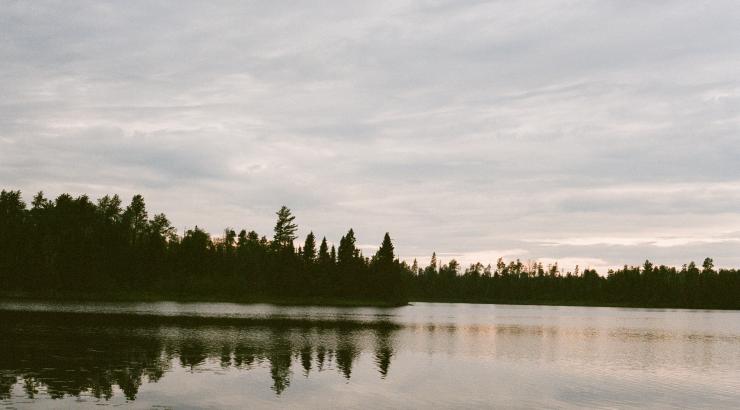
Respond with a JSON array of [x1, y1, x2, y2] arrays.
[[1, 301, 738, 408]]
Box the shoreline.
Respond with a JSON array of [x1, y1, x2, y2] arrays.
[[0, 291, 409, 308], [408, 297, 739, 311], [1, 292, 737, 310]]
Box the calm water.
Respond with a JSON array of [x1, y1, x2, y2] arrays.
[[0, 301, 738, 409]]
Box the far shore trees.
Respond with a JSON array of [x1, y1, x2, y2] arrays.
[[0, 189, 738, 309]]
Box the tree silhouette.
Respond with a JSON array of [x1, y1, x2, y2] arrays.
[[303, 231, 317, 263], [0, 188, 738, 309], [273, 206, 298, 248]]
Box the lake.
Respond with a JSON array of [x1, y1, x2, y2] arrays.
[[0, 301, 738, 409]]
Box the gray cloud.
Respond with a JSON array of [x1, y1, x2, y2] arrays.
[[2, 0, 740, 271]]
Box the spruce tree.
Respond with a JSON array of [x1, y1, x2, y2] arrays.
[[337, 229, 357, 265], [303, 232, 317, 263], [374, 233, 395, 265], [318, 237, 329, 264]]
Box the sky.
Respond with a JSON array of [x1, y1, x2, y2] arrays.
[[2, 1, 740, 272]]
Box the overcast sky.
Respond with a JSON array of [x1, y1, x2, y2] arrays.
[[2, 1, 740, 271]]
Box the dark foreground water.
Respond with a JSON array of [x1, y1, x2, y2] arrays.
[[0, 301, 738, 409]]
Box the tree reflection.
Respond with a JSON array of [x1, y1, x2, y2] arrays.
[[374, 328, 394, 378], [0, 313, 397, 401], [300, 344, 313, 377]]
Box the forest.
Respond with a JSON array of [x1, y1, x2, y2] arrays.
[[1, 189, 738, 309]]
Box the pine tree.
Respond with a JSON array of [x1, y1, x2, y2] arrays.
[[374, 233, 395, 265], [370, 233, 406, 302], [318, 237, 329, 264], [425, 252, 438, 275], [273, 206, 297, 248], [303, 231, 317, 263], [337, 229, 357, 265]]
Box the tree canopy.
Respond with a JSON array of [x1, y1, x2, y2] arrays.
[[1, 189, 738, 309], [273, 206, 297, 248], [0, 190, 408, 303]]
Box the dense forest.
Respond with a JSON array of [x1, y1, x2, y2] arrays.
[[1, 190, 738, 309], [409, 253, 739, 309], [0, 190, 406, 304]]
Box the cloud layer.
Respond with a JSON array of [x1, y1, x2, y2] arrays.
[[2, 1, 740, 271]]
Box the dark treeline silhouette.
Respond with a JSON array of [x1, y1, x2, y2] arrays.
[[0, 190, 406, 304], [1, 189, 738, 309], [408, 253, 740, 309], [0, 310, 396, 399]]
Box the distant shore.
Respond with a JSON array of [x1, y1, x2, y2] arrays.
[[3, 190, 738, 313], [0, 291, 408, 308], [0, 308, 403, 330], [2, 292, 737, 310], [409, 297, 739, 310]]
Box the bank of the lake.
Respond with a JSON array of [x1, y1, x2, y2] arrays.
[[0, 291, 408, 308], [3, 291, 738, 310], [409, 296, 740, 310]]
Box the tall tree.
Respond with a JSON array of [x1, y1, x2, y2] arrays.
[[318, 237, 330, 264], [374, 233, 395, 265], [272, 206, 298, 248], [372, 233, 403, 300], [123, 195, 148, 246], [303, 232, 317, 263], [97, 194, 122, 223], [337, 229, 357, 265], [425, 252, 438, 275], [0, 190, 27, 288]]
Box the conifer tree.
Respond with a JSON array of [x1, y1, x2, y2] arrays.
[[303, 232, 317, 263], [273, 206, 298, 248], [318, 237, 329, 264], [337, 229, 357, 265], [374, 233, 395, 265], [425, 252, 438, 275]]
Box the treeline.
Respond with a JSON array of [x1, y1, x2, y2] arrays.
[[408, 253, 740, 309], [0, 190, 405, 303], [1, 189, 739, 309]]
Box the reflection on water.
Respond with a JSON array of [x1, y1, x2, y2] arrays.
[[1, 303, 739, 409], [0, 313, 395, 400]]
